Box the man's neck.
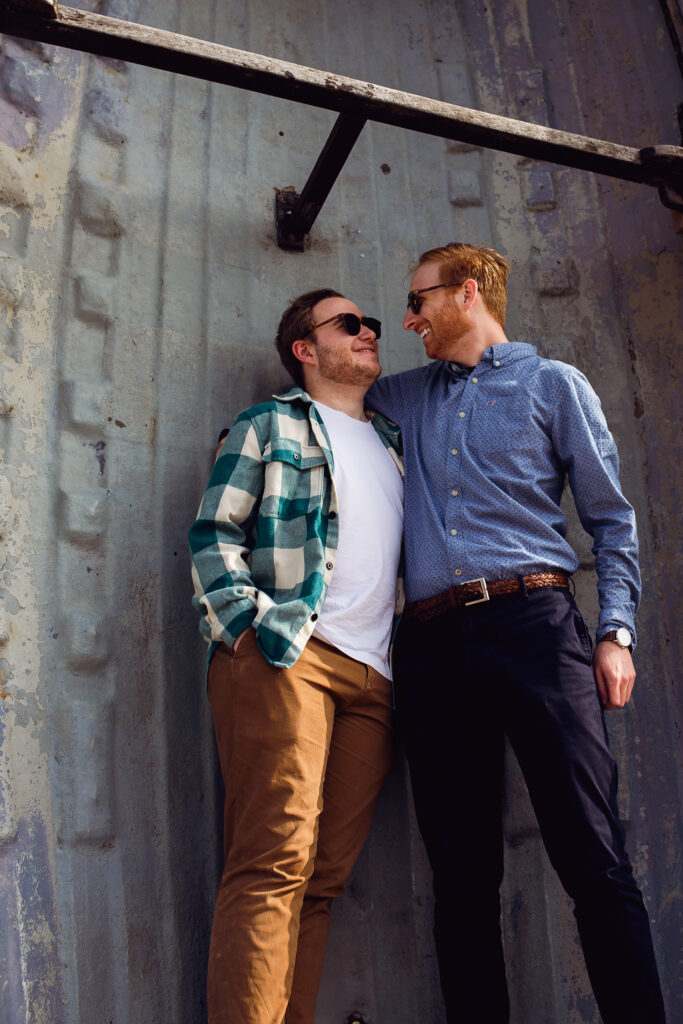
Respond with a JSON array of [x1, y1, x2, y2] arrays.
[[306, 381, 370, 421], [445, 324, 509, 368]]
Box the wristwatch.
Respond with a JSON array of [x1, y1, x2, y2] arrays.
[[598, 627, 632, 650]]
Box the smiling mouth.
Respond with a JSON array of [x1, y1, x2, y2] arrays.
[[420, 328, 431, 341]]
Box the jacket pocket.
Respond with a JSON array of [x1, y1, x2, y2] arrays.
[[260, 440, 327, 518]]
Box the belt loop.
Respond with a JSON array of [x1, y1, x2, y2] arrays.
[[518, 574, 528, 598]]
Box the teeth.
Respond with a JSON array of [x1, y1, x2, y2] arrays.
[[420, 328, 430, 339]]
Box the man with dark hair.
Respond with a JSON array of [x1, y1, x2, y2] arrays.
[[189, 288, 404, 1024], [368, 243, 666, 1023], [274, 288, 342, 386]]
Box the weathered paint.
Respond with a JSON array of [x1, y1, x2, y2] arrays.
[[0, 1, 680, 1022], [0, 24, 88, 1021]]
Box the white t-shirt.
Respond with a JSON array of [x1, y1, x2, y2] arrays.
[[313, 401, 404, 678]]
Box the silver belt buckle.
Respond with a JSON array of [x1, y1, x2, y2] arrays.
[[464, 577, 489, 606]]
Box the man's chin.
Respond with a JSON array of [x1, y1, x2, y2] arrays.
[[352, 361, 382, 385]]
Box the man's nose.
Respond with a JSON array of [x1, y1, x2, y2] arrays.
[[359, 323, 376, 341], [403, 307, 417, 330]]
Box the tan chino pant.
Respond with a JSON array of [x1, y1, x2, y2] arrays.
[[207, 629, 393, 1024]]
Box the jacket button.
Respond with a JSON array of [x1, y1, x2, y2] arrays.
[[311, 613, 318, 621], [326, 562, 333, 570], [329, 511, 337, 519], [293, 453, 300, 460]]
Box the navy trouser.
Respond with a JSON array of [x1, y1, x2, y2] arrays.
[[394, 587, 665, 1023]]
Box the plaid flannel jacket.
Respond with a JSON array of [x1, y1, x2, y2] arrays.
[[189, 387, 405, 669]]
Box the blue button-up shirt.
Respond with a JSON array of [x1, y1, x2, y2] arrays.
[[368, 342, 640, 642]]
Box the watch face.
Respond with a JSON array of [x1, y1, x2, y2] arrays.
[[616, 627, 632, 648]]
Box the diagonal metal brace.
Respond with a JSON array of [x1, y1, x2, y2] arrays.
[[275, 113, 366, 250]]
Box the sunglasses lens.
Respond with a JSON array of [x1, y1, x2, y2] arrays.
[[408, 294, 421, 314], [364, 317, 381, 339], [340, 314, 381, 340], [340, 313, 361, 335]]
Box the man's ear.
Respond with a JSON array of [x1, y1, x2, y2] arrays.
[[462, 278, 478, 311], [291, 338, 316, 368]]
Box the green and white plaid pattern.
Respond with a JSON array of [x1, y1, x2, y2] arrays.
[[189, 388, 404, 669]]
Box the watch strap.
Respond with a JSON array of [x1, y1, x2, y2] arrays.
[[598, 629, 632, 649]]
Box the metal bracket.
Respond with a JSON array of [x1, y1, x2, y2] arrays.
[[640, 103, 683, 229], [275, 187, 305, 252], [275, 113, 366, 249], [639, 145, 683, 212]]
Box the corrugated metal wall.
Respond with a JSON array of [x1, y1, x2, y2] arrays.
[[0, 1, 680, 1022]]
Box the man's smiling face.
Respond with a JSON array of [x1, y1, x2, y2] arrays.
[[403, 262, 476, 365], [308, 296, 382, 386]]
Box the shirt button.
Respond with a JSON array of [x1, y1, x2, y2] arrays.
[[451, 489, 458, 496], [471, 377, 478, 383], [311, 613, 318, 621], [293, 453, 300, 460], [450, 529, 457, 536], [451, 448, 459, 455], [329, 511, 337, 519], [326, 561, 333, 570], [455, 569, 462, 576], [458, 412, 465, 418], [494, 360, 501, 367]]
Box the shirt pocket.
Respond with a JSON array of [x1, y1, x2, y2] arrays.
[[260, 440, 328, 519], [470, 395, 536, 454]]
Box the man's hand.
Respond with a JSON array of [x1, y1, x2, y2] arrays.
[[593, 641, 635, 710]]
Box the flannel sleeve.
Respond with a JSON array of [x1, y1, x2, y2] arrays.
[[189, 412, 264, 649]]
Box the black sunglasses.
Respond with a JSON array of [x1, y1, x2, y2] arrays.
[[407, 280, 465, 315], [309, 312, 381, 339]]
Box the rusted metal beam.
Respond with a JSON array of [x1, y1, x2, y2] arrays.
[[2, 1, 683, 242], [275, 114, 367, 250]]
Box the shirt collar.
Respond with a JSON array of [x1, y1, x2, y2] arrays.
[[446, 362, 472, 380], [480, 341, 537, 366], [273, 386, 311, 403], [445, 341, 537, 377]]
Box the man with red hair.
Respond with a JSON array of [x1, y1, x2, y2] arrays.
[[368, 242, 665, 1023]]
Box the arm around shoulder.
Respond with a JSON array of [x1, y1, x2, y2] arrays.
[[366, 367, 423, 423]]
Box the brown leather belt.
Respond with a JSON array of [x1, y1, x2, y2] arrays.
[[404, 571, 571, 622]]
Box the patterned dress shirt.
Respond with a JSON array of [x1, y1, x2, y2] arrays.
[[368, 342, 640, 642]]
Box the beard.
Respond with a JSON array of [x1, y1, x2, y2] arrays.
[[315, 342, 382, 386], [424, 302, 471, 362]]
